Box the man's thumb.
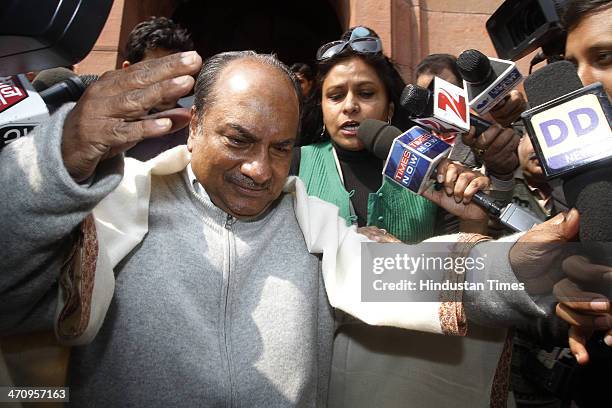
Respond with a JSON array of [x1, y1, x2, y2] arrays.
[[538, 209, 580, 241]]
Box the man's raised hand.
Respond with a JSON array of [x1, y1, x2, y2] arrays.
[[61, 51, 202, 182]]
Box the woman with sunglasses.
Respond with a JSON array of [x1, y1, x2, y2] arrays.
[[292, 26, 488, 242], [290, 27, 519, 408]]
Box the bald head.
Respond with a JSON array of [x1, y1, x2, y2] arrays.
[[193, 51, 301, 121]]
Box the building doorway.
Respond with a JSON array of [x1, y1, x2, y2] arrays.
[[172, 0, 343, 68]]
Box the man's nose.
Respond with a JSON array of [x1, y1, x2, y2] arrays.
[[240, 152, 272, 185]]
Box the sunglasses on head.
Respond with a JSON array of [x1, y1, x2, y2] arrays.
[[316, 26, 382, 61]]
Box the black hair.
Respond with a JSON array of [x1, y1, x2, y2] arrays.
[[193, 51, 302, 126], [301, 26, 412, 145], [290, 63, 314, 81], [124, 16, 194, 64], [414, 54, 462, 86], [562, 0, 612, 31]]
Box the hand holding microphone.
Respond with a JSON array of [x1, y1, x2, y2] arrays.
[[488, 89, 527, 127], [357, 119, 540, 231], [461, 123, 520, 179], [424, 158, 490, 224]]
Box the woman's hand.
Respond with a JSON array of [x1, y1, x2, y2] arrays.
[[422, 159, 490, 226]]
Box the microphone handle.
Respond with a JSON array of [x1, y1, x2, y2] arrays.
[[434, 182, 502, 216], [472, 190, 503, 216], [470, 115, 492, 136]]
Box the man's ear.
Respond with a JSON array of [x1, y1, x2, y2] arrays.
[[121, 60, 130, 69], [187, 105, 198, 152]]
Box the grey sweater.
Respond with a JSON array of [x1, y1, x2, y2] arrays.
[[0, 105, 334, 407], [1, 105, 550, 407]]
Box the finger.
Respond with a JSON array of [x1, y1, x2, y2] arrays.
[[490, 91, 521, 117], [562, 254, 612, 284], [463, 177, 490, 204], [605, 329, 612, 347], [104, 51, 201, 95], [484, 128, 519, 157], [453, 172, 476, 203], [444, 163, 461, 195], [554, 278, 610, 313], [106, 75, 195, 119], [140, 107, 192, 134], [556, 302, 612, 329], [568, 326, 590, 365], [473, 124, 504, 150], [436, 159, 450, 183], [461, 126, 478, 147], [99, 117, 174, 149], [521, 209, 580, 243]]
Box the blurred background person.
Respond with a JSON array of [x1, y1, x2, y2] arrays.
[[290, 62, 315, 98]]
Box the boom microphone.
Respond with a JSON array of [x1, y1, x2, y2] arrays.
[[358, 119, 542, 232], [521, 61, 612, 265], [457, 49, 523, 115]]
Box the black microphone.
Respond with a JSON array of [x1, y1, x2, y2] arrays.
[[457, 49, 496, 87], [400, 83, 492, 136], [39, 74, 99, 107], [456, 49, 523, 115], [521, 60, 612, 266], [357, 119, 541, 231]]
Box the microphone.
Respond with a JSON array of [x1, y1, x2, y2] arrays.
[[400, 83, 492, 137], [39, 74, 99, 108], [398, 76, 472, 136], [456, 49, 523, 115], [358, 119, 542, 232], [521, 60, 612, 266], [0, 74, 49, 148], [32, 67, 77, 92], [0, 72, 98, 149]]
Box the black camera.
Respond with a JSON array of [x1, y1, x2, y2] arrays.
[[0, 0, 113, 75], [486, 0, 568, 62]]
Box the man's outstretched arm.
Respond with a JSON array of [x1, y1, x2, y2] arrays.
[[0, 52, 202, 334]]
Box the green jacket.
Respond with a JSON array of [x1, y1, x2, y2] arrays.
[[299, 142, 437, 243]]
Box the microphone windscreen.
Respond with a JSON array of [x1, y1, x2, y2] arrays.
[[79, 74, 99, 88], [456, 49, 491, 84], [32, 67, 76, 92], [523, 61, 583, 107], [357, 119, 402, 160], [400, 84, 430, 116], [564, 168, 612, 265]]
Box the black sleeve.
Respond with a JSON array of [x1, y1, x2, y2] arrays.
[[289, 147, 301, 176]]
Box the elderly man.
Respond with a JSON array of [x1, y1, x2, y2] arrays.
[[0, 50, 581, 406]]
